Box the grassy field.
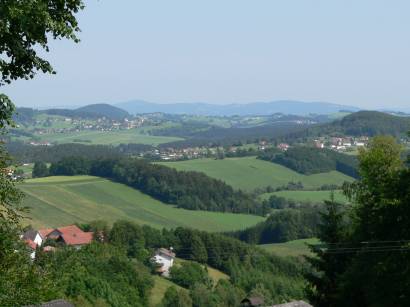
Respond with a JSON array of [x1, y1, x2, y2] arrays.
[[158, 157, 354, 191], [149, 260, 228, 306], [36, 128, 183, 146], [150, 276, 186, 306], [19, 176, 264, 232], [174, 258, 229, 286], [207, 266, 229, 284], [260, 190, 348, 203], [260, 238, 320, 258]]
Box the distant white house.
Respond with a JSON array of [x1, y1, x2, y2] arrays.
[[354, 141, 366, 147], [152, 248, 176, 277]]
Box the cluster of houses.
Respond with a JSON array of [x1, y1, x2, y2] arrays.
[[27, 115, 153, 145], [149, 147, 215, 161], [313, 136, 368, 151], [22, 224, 176, 276]]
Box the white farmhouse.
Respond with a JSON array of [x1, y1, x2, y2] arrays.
[[22, 229, 44, 246], [152, 248, 176, 277]]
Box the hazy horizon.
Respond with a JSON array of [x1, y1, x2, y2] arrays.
[[3, 0, 410, 110]]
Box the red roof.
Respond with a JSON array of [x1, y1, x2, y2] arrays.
[[38, 228, 54, 239], [25, 239, 37, 250], [57, 225, 93, 246]]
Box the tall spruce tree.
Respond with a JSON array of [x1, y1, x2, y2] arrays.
[[305, 195, 349, 307]]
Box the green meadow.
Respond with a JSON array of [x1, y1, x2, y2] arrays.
[[150, 276, 186, 307], [19, 176, 264, 232], [149, 261, 228, 306], [259, 238, 320, 258], [36, 128, 183, 146], [260, 190, 348, 203], [158, 157, 354, 191]]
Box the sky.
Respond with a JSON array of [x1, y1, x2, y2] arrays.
[[3, 0, 410, 110]]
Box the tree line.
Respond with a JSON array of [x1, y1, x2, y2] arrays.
[[258, 146, 358, 177]]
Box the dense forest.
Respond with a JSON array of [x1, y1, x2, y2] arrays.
[[229, 207, 322, 244], [44, 157, 266, 215], [258, 146, 358, 177]]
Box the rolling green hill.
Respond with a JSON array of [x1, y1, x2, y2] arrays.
[[19, 176, 263, 232], [44, 104, 129, 120], [158, 157, 353, 191], [302, 111, 410, 138]]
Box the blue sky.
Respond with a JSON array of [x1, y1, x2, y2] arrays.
[[3, 0, 410, 109]]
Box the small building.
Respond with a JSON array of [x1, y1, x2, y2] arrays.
[[43, 225, 93, 249], [152, 248, 175, 277], [314, 140, 324, 149], [354, 141, 366, 147], [277, 143, 290, 151], [22, 229, 44, 246]]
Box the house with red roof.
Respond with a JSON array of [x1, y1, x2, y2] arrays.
[[45, 225, 93, 249], [23, 225, 93, 255]]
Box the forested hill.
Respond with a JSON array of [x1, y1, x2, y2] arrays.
[[74, 103, 129, 120], [302, 111, 410, 137], [45, 103, 129, 120], [14, 103, 130, 122]]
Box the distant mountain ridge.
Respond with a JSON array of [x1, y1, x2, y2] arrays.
[[116, 100, 360, 116]]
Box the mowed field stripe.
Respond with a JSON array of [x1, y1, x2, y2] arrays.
[[22, 188, 86, 223]]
